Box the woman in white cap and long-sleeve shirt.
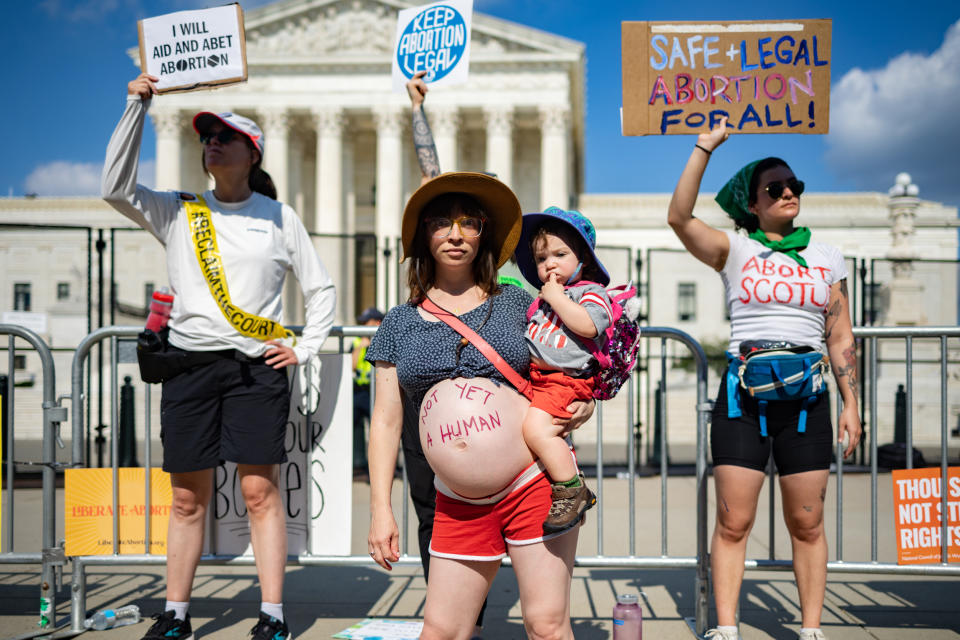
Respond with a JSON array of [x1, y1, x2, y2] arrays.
[[102, 72, 336, 640]]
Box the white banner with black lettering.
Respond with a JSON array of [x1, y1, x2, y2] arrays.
[[207, 354, 353, 556], [138, 4, 247, 93]]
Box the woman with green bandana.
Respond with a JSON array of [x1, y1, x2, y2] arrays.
[[667, 117, 861, 640]]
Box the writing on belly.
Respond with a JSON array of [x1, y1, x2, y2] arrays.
[[420, 380, 502, 448]]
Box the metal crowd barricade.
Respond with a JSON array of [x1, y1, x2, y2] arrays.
[[574, 327, 713, 636], [67, 325, 393, 633], [65, 324, 711, 632], [698, 326, 960, 637], [0, 324, 70, 632], [57, 323, 960, 637]]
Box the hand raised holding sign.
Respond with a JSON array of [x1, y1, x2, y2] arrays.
[[127, 73, 160, 101], [406, 70, 428, 108], [697, 115, 730, 154]]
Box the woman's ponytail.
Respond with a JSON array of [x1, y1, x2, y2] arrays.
[[249, 165, 277, 200]]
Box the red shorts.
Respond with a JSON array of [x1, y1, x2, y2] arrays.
[[430, 466, 573, 561], [528, 363, 595, 419]]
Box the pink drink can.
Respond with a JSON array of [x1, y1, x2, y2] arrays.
[[613, 593, 642, 640], [145, 288, 174, 332]]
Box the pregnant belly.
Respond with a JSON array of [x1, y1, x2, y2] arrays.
[[419, 377, 533, 499]]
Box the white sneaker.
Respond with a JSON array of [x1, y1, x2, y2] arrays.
[[704, 629, 740, 640], [798, 630, 826, 640]]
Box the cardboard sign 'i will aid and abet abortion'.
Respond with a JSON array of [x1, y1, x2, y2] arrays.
[[622, 19, 831, 135], [138, 3, 247, 94]]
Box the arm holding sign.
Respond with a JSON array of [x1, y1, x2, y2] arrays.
[[101, 73, 180, 243], [128, 73, 159, 100], [667, 118, 731, 272], [407, 70, 441, 184]]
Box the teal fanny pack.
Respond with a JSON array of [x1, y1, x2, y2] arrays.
[[726, 346, 829, 436]]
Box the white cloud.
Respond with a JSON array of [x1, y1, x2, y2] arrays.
[[827, 20, 960, 206], [24, 160, 155, 196]]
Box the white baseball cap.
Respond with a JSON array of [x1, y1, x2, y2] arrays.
[[192, 112, 264, 155]]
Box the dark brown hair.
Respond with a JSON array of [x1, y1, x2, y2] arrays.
[[529, 219, 603, 284], [201, 137, 277, 200], [406, 193, 500, 302]]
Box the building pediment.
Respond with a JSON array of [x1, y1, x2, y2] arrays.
[[244, 0, 584, 61]]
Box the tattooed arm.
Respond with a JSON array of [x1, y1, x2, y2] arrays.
[[406, 70, 441, 183], [824, 278, 862, 458]]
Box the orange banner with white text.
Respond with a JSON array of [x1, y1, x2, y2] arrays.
[[65, 468, 172, 555], [892, 467, 960, 564]]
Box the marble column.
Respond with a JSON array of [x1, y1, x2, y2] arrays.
[[539, 105, 570, 210], [484, 106, 514, 186], [313, 107, 345, 234], [288, 134, 305, 220], [431, 106, 460, 172], [259, 108, 289, 204], [150, 109, 181, 190], [180, 118, 206, 195], [342, 138, 357, 321], [374, 106, 405, 310]]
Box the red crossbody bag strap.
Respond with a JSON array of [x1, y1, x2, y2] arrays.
[[420, 298, 533, 400]]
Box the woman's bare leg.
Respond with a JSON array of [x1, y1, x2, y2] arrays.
[[240, 464, 287, 604], [711, 465, 766, 627], [165, 469, 214, 601], [421, 556, 499, 640], [780, 469, 830, 629], [510, 527, 579, 640]]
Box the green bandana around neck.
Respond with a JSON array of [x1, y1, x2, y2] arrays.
[[748, 227, 811, 267], [715, 159, 761, 227]]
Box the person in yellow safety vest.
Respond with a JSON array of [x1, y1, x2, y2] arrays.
[[353, 307, 384, 469]]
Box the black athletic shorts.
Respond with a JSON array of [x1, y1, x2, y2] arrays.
[[710, 375, 833, 476], [159, 349, 290, 473]]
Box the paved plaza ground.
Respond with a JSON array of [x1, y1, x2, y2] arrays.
[[1, 475, 958, 639]]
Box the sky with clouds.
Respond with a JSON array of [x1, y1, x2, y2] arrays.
[[2, 0, 958, 208]]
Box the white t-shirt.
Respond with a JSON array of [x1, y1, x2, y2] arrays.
[[720, 230, 847, 353], [102, 96, 336, 363]]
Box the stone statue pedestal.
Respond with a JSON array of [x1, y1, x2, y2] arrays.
[[886, 266, 927, 326]]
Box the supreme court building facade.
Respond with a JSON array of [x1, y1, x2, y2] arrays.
[[147, 0, 586, 316]]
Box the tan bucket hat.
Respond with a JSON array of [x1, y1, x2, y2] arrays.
[[401, 172, 522, 268]]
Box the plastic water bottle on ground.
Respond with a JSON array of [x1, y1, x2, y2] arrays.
[[613, 593, 642, 639], [83, 604, 141, 630]]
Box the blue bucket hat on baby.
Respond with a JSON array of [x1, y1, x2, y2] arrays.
[[514, 206, 610, 289]]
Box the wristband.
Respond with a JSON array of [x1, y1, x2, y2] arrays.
[[695, 144, 712, 156]]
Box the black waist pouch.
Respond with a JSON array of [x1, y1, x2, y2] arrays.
[[136, 329, 223, 383]]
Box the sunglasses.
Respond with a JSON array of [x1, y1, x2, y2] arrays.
[[423, 215, 484, 238], [199, 128, 240, 146], [764, 178, 805, 200]]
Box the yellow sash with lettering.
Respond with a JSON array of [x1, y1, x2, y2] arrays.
[[184, 194, 295, 343]]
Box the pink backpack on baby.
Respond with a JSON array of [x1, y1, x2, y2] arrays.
[[527, 282, 642, 400]]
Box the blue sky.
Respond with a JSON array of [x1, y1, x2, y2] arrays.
[[3, 0, 958, 208]]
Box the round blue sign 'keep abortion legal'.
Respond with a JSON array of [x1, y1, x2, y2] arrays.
[[396, 4, 467, 82]]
